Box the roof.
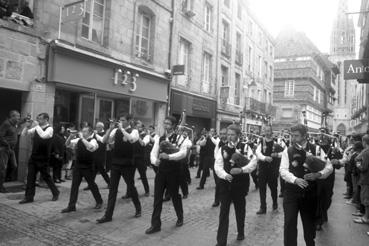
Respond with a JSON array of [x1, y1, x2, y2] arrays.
[[274, 28, 321, 58]]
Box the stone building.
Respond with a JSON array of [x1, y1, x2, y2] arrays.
[[216, 0, 274, 134], [0, 0, 173, 182], [329, 0, 356, 135], [272, 29, 338, 132]]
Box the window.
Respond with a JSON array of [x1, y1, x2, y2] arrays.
[[248, 19, 253, 36], [258, 55, 262, 77], [313, 86, 316, 101], [235, 32, 242, 64], [284, 80, 295, 97], [221, 65, 229, 86], [222, 20, 230, 42], [318, 89, 321, 104], [82, 0, 105, 44], [135, 10, 152, 61], [177, 38, 191, 86], [269, 65, 273, 81], [258, 90, 261, 101], [204, 3, 213, 32], [221, 20, 231, 57], [282, 108, 293, 118], [270, 45, 273, 57], [264, 89, 267, 103], [202, 52, 211, 93], [264, 61, 268, 79], [224, 0, 230, 8], [268, 92, 272, 104], [182, 0, 194, 12], [3, 0, 34, 26], [235, 73, 241, 105], [248, 46, 253, 71], [237, 0, 242, 19]]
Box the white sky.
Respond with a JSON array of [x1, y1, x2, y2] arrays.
[[249, 0, 362, 54]]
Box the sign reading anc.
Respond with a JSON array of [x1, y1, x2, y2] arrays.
[[343, 59, 369, 82]]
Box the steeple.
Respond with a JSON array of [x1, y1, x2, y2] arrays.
[[330, 0, 355, 56]]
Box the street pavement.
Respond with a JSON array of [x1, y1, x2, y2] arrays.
[[0, 168, 368, 246]]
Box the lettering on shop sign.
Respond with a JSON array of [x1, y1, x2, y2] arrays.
[[192, 98, 210, 112], [113, 69, 138, 92], [344, 59, 369, 81]]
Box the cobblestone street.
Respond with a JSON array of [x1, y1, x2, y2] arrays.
[[0, 169, 368, 246]]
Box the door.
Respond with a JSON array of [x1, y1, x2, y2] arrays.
[[97, 98, 114, 123], [79, 95, 94, 126]]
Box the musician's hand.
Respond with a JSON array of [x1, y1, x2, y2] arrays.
[[331, 159, 340, 166], [294, 178, 309, 189], [109, 122, 115, 130], [271, 153, 279, 158], [155, 160, 161, 166], [159, 153, 169, 160], [225, 174, 233, 182], [304, 173, 322, 181], [306, 152, 313, 157], [265, 156, 273, 163], [230, 168, 242, 175]]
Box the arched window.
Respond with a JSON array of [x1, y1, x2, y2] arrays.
[[337, 123, 346, 136], [135, 5, 155, 62]]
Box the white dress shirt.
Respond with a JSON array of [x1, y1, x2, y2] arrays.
[[214, 142, 258, 180], [22, 124, 53, 139], [279, 143, 333, 184], [68, 134, 99, 152]]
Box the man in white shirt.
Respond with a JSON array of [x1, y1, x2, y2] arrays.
[[176, 128, 193, 199], [214, 124, 257, 246], [145, 116, 188, 234], [61, 126, 103, 213], [19, 113, 60, 204], [212, 128, 227, 207], [280, 124, 333, 246]]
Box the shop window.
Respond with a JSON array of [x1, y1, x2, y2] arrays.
[[135, 6, 155, 62], [0, 0, 34, 26], [82, 0, 105, 44]]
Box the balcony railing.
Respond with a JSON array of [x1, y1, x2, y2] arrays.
[[221, 39, 231, 58], [235, 50, 243, 65], [244, 97, 266, 114]]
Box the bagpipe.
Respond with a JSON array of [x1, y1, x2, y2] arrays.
[[293, 143, 326, 173]]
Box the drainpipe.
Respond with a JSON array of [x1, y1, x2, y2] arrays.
[[166, 0, 175, 116]]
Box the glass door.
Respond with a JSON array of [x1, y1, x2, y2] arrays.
[[79, 95, 95, 126], [97, 98, 114, 123]]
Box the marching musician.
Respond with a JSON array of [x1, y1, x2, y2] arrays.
[[280, 124, 333, 246], [197, 128, 216, 190], [278, 129, 290, 197], [256, 125, 282, 214], [214, 124, 257, 246], [145, 116, 188, 234], [176, 127, 193, 199]]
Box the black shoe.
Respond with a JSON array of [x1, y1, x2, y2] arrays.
[[94, 202, 103, 209], [145, 226, 161, 234], [96, 216, 112, 224], [60, 179, 66, 182], [344, 195, 352, 200], [279, 193, 283, 198], [61, 207, 76, 213], [237, 234, 245, 241], [121, 194, 131, 199], [256, 209, 266, 215], [144, 192, 150, 197], [182, 194, 188, 199], [176, 218, 183, 227], [135, 210, 142, 218], [19, 198, 33, 204], [54, 180, 61, 184], [52, 191, 60, 201], [83, 186, 90, 191], [273, 204, 278, 210], [212, 202, 220, 207], [0, 187, 8, 193], [195, 175, 200, 179], [196, 186, 204, 190], [163, 196, 170, 202]]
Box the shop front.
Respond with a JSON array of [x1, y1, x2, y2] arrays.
[[48, 41, 169, 132], [170, 89, 216, 137]]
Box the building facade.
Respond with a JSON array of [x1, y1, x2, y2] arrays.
[[329, 0, 356, 135], [0, 0, 173, 181], [272, 29, 338, 132], [217, 0, 275, 134]]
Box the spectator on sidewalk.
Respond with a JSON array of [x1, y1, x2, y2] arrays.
[[353, 134, 369, 225], [50, 124, 66, 183], [197, 128, 216, 190]]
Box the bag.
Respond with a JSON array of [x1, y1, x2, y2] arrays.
[[304, 155, 326, 173]]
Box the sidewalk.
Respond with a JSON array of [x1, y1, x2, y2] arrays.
[[0, 168, 368, 246]]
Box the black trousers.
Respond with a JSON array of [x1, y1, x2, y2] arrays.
[[316, 172, 335, 225], [50, 157, 63, 181], [217, 184, 246, 246], [180, 161, 189, 196], [93, 158, 110, 186], [151, 168, 183, 228], [104, 162, 141, 219], [134, 157, 149, 193], [283, 190, 317, 246], [213, 167, 220, 204], [25, 159, 59, 200], [251, 169, 258, 188], [258, 164, 278, 210], [196, 155, 204, 177], [199, 155, 214, 187], [68, 167, 102, 207], [280, 177, 285, 194]]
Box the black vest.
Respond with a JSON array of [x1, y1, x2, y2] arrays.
[[112, 128, 134, 165], [158, 133, 180, 172], [220, 142, 250, 193], [31, 126, 52, 161], [200, 137, 216, 157], [76, 138, 94, 168], [133, 132, 146, 158], [258, 138, 275, 167], [285, 142, 318, 195]]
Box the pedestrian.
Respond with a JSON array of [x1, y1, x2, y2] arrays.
[[212, 128, 228, 207], [61, 126, 103, 213], [197, 128, 216, 190], [280, 124, 333, 246], [84, 122, 110, 190], [19, 113, 60, 204], [176, 128, 192, 199], [0, 110, 23, 192], [353, 134, 369, 225], [96, 114, 141, 223], [255, 125, 282, 214], [349, 141, 364, 217], [214, 124, 257, 246], [195, 129, 208, 179], [145, 116, 188, 234], [50, 124, 66, 183]]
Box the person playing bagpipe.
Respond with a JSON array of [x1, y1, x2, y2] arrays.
[[214, 124, 257, 246], [278, 129, 290, 197], [280, 124, 333, 246]]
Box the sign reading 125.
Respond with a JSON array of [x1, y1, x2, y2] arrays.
[[62, 0, 86, 23]]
